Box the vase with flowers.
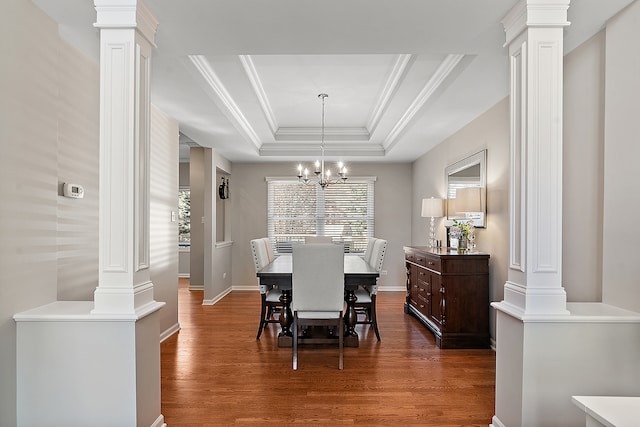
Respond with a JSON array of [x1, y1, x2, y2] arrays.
[[449, 219, 475, 252]]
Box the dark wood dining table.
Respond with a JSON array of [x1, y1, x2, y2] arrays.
[[257, 254, 379, 347]]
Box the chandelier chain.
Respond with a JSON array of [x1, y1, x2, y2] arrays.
[[296, 93, 347, 189]]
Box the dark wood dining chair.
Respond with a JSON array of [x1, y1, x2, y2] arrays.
[[355, 238, 387, 341], [292, 243, 345, 370], [251, 238, 282, 340]]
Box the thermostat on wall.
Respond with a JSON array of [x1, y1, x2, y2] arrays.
[[63, 183, 84, 199]]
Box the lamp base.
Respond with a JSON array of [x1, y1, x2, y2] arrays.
[[427, 216, 436, 248]]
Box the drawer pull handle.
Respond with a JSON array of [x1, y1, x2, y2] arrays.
[[428, 261, 434, 265]]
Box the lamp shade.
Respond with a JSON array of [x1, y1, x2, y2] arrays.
[[455, 187, 483, 213], [421, 197, 443, 218]]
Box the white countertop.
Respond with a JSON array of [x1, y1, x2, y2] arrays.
[[572, 396, 640, 427]]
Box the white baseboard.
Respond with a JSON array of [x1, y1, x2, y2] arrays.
[[232, 285, 259, 291], [150, 414, 166, 427], [178, 273, 190, 278], [490, 415, 506, 427], [160, 322, 181, 342], [202, 286, 233, 306], [189, 283, 204, 291]]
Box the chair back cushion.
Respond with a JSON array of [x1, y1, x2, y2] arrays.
[[363, 237, 376, 264], [262, 237, 276, 262], [292, 243, 344, 313], [250, 238, 270, 273], [369, 239, 387, 273]]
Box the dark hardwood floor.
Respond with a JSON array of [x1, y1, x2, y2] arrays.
[[161, 279, 496, 426]]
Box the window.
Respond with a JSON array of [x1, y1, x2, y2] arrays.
[[267, 178, 375, 254], [178, 188, 190, 247]]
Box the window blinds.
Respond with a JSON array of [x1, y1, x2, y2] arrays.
[[267, 178, 375, 254]]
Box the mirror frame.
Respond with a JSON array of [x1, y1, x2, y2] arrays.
[[444, 149, 487, 228]]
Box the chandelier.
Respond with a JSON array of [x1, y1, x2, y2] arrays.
[[296, 93, 347, 189]]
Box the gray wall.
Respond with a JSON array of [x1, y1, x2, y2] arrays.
[[230, 162, 412, 291], [412, 98, 511, 342], [1, 3, 65, 424], [602, 0, 640, 311], [189, 148, 205, 288], [563, 31, 606, 302], [0, 1, 180, 424], [150, 107, 180, 336]]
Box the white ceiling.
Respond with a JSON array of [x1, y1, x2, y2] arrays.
[[33, 0, 634, 163]]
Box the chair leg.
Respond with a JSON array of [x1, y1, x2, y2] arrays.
[[338, 315, 344, 370], [292, 315, 298, 370], [256, 294, 267, 340], [371, 295, 380, 341]]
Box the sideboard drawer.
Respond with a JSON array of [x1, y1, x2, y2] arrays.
[[423, 254, 441, 272]]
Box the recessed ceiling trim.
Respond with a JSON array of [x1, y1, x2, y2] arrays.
[[367, 54, 413, 135], [259, 143, 385, 157], [189, 55, 262, 149], [239, 54, 279, 135], [383, 53, 465, 152], [275, 127, 370, 141]]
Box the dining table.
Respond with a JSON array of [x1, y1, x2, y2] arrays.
[[257, 253, 379, 347]]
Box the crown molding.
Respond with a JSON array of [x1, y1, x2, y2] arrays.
[[383, 53, 465, 151], [275, 127, 370, 141], [259, 142, 385, 157], [239, 55, 279, 135], [367, 54, 413, 135], [188, 55, 261, 150]]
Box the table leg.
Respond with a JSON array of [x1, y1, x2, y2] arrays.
[[279, 289, 293, 338], [344, 288, 358, 336]]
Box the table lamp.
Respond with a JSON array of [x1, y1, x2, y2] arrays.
[[421, 197, 443, 248]]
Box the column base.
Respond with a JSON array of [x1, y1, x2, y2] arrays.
[[501, 281, 569, 317]]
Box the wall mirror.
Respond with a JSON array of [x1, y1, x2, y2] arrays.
[[445, 149, 487, 228]]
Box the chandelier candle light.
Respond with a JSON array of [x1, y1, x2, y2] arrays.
[[297, 93, 347, 189]]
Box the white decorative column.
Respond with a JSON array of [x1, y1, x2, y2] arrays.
[[492, 1, 571, 426], [500, 0, 570, 317], [93, 0, 160, 315]]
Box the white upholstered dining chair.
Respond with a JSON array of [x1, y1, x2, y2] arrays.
[[355, 238, 387, 341], [251, 238, 283, 340], [304, 236, 333, 244], [292, 243, 345, 370]]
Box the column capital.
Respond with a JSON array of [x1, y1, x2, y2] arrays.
[[503, 0, 571, 46], [94, 0, 158, 46]]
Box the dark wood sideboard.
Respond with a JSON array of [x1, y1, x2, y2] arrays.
[[403, 246, 490, 349]]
